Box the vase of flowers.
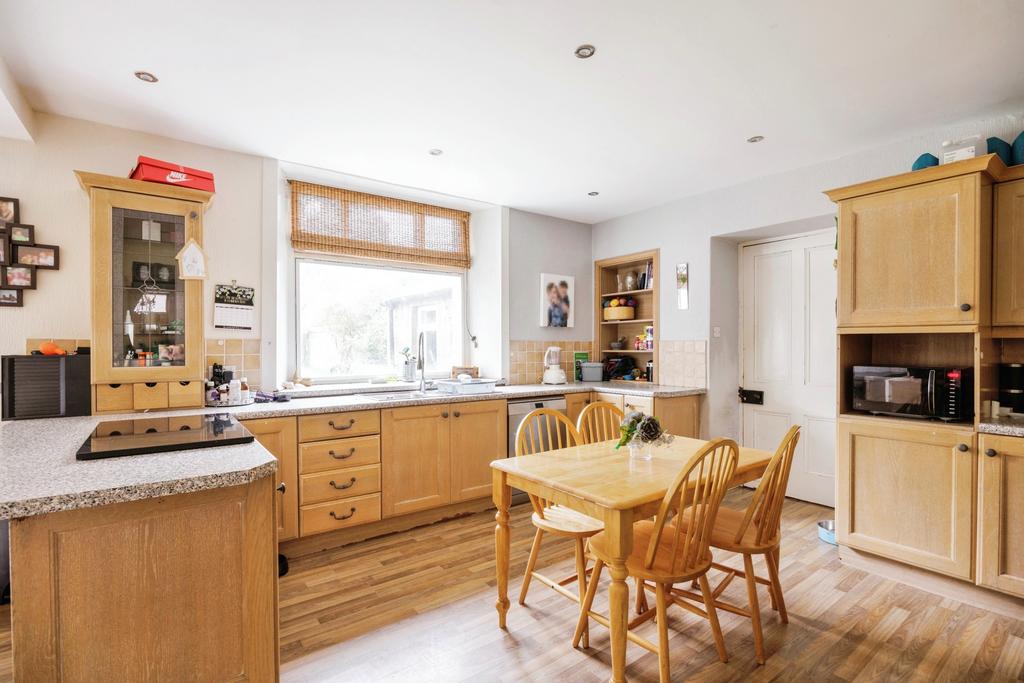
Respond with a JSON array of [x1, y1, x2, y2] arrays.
[[616, 411, 673, 460], [399, 347, 416, 382]]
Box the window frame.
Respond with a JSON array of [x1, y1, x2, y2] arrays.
[[294, 254, 468, 385]]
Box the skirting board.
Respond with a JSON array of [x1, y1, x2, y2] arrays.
[[839, 545, 1024, 620], [281, 497, 500, 559]]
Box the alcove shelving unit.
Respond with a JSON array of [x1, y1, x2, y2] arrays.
[[593, 249, 659, 382]]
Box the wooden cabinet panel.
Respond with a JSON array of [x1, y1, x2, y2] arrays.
[[167, 380, 204, 408], [622, 394, 653, 415], [837, 176, 980, 327], [593, 392, 624, 411], [654, 395, 700, 438], [300, 464, 381, 506], [565, 392, 592, 427], [300, 493, 382, 536], [450, 399, 508, 502], [95, 383, 134, 412], [836, 418, 975, 579], [244, 416, 299, 542], [381, 404, 451, 517], [10, 479, 277, 681], [132, 382, 169, 410], [298, 409, 380, 442], [994, 179, 1024, 325], [299, 434, 381, 474], [977, 434, 1024, 598]]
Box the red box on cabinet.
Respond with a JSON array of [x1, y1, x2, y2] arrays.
[[129, 156, 216, 192]]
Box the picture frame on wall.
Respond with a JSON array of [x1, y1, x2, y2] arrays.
[[15, 243, 59, 270], [8, 224, 34, 245], [0, 288, 23, 307], [2, 264, 36, 289], [539, 272, 575, 328], [0, 197, 19, 224], [0, 231, 9, 267]]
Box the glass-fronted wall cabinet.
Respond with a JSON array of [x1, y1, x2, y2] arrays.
[[77, 172, 212, 411]]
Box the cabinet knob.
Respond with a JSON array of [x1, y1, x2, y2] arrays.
[[984, 448, 998, 457], [960, 303, 972, 312], [453, 410, 461, 418], [441, 411, 449, 418], [276, 482, 286, 494], [957, 443, 969, 452]]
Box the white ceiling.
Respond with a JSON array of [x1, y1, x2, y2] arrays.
[[2, 1, 1023, 223]]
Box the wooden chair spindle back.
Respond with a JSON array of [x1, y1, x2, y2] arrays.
[[515, 408, 582, 519], [734, 425, 801, 546], [576, 401, 625, 444]]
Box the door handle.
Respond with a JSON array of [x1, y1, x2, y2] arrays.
[[956, 443, 969, 452], [276, 482, 286, 494], [328, 418, 356, 431], [329, 477, 357, 490], [330, 507, 356, 521]]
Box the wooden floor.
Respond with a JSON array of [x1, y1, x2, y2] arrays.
[[2, 490, 1023, 681]]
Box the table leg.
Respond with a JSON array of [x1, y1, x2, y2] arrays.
[[493, 469, 511, 629], [605, 508, 634, 682]]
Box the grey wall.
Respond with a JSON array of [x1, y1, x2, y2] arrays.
[[507, 209, 593, 340]]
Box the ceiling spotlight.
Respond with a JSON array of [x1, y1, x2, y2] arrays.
[[746, 135, 765, 143], [134, 71, 159, 83], [574, 44, 596, 59], [428, 148, 444, 156], [588, 191, 600, 196]]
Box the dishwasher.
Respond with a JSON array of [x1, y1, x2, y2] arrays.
[[506, 396, 567, 504]]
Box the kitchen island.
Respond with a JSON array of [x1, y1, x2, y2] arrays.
[[0, 414, 280, 681]]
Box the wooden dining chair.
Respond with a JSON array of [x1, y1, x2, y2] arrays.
[[576, 400, 625, 444], [515, 408, 604, 646], [667, 425, 800, 664], [573, 438, 739, 682]]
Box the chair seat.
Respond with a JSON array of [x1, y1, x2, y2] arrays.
[[677, 504, 780, 553], [588, 519, 711, 583], [532, 505, 604, 537]]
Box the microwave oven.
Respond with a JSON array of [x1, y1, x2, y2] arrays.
[[1, 354, 91, 420], [851, 365, 973, 422]]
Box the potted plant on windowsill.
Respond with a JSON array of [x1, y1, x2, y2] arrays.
[[616, 411, 673, 461], [399, 347, 416, 382]]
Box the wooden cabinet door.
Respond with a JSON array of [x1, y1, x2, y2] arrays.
[[836, 418, 975, 579], [244, 416, 299, 542], [654, 395, 700, 438], [622, 394, 653, 415], [994, 180, 1024, 325], [837, 176, 980, 327], [977, 434, 1024, 598], [565, 392, 592, 427], [593, 392, 624, 411], [381, 404, 452, 517], [450, 399, 508, 502]]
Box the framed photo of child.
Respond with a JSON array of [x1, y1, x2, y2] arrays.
[[539, 273, 574, 328]]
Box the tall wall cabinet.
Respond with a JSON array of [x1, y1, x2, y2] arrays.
[[827, 154, 1024, 600], [77, 171, 210, 413]]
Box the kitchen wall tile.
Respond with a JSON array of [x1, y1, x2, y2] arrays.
[[657, 339, 707, 389], [205, 337, 262, 389], [508, 339, 594, 384], [225, 339, 244, 354], [243, 339, 261, 354]]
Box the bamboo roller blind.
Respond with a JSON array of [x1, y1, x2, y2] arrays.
[[290, 181, 471, 269]]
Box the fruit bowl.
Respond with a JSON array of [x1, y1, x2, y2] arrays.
[[603, 306, 635, 321]]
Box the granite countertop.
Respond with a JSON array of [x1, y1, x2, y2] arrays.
[[0, 382, 703, 520], [0, 414, 277, 520], [978, 416, 1024, 438]]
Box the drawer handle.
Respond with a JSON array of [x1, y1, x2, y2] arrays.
[[178, 381, 191, 387], [453, 410, 461, 418], [329, 448, 356, 460], [960, 303, 972, 312], [956, 443, 969, 452], [109, 383, 122, 389], [984, 448, 998, 457], [330, 477, 357, 490], [329, 418, 356, 431], [276, 482, 286, 493], [177, 425, 192, 431], [330, 507, 357, 521], [145, 382, 158, 388], [441, 411, 449, 418]]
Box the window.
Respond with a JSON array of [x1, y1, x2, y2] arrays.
[[296, 259, 464, 382]]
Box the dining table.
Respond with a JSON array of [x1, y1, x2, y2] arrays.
[[490, 436, 774, 683]]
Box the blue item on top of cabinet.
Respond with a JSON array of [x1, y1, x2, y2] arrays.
[[1013, 131, 1024, 166], [987, 136, 1013, 165], [911, 153, 939, 171]]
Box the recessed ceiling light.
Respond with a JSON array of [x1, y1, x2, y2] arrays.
[[574, 44, 596, 59], [746, 135, 765, 143], [428, 148, 444, 156], [588, 191, 600, 196], [134, 71, 159, 83]]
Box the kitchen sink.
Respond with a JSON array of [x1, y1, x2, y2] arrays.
[[356, 391, 436, 401]]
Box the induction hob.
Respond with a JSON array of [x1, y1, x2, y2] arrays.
[[77, 413, 254, 461]]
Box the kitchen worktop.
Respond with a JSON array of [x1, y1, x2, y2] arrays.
[[978, 416, 1024, 438], [0, 382, 702, 520]]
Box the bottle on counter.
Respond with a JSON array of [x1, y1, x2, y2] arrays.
[[240, 377, 250, 403], [206, 381, 218, 404], [228, 379, 242, 404]]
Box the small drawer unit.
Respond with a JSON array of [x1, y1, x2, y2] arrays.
[[132, 382, 169, 410], [95, 383, 134, 412], [622, 395, 653, 415], [299, 434, 381, 473], [299, 493, 382, 536], [299, 464, 382, 506], [168, 380, 204, 408], [298, 410, 381, 442]]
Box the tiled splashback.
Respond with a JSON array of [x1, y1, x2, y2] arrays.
[[658, 340, 707, 389], [509, 340, 593, 385], [206, 338, 261, 388]]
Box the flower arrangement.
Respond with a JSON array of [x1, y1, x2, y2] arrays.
[[616, 411, 674, 449]]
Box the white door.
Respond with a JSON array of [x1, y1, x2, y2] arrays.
[[740, 231, 836, 507]]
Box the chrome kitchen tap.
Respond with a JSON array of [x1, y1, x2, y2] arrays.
[[417, 331, 426, 392]]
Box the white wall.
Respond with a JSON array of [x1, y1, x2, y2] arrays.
[[0, 113, 265, 361], [593, 108, 1024, 438], [467, 206, 508, 379], [507, 209, 593, 340]]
